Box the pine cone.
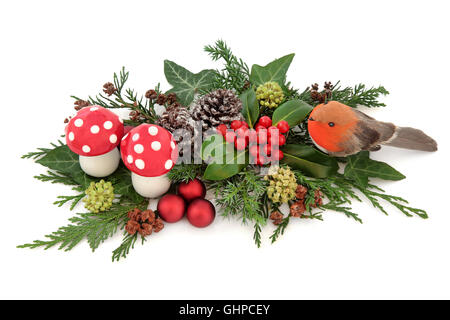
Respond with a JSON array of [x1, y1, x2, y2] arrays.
[[190, 89, 244, 131], [290, 201, 306, 217], [157, 103, 194, 156]]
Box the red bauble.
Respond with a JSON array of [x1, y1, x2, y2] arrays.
[[186, 199, 216, 228], [177, 178, 206, 202], [157, 194, 186, 223]]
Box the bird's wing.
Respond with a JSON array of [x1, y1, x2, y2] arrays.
[[353, 110, 396, 150]]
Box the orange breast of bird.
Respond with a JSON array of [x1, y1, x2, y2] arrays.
[[308, 102, 358, 152]]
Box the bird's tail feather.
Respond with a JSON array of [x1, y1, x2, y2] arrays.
[[383, 127, 437, 152]]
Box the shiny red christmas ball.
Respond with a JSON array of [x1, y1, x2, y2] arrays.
[[157, 194, 186, 223], [177, 178, 206, 202], [186, 199, 216, 228]]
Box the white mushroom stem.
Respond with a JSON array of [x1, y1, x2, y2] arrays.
[[131, 173, 171, 198], [79, 147, 120, 177]]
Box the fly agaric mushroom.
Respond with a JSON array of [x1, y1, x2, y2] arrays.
[[65, 105, 124, 177], [120, 124, 178, 198]]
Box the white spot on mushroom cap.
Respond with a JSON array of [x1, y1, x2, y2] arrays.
[[90, 125, 100, 134], [134, 144, 144, 154], [135, 159, 145, 170], [122, 133, 129, 141], [109, 134, 118, 144], [127, 155, 133, 164], [74, 119, 83, 127], [165, 160, 173, 170], [103, 121, 113, 130], [171, 141, 175, 149], [151, 141, 161, 151], [148, 126, 158, 136], [68, 132, 75, 141], [132, 133, 140, 142], [90, 107, 99, 111], [82, 145, 91, 153]]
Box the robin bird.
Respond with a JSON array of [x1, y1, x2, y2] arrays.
[[307, 101, 438, 157]]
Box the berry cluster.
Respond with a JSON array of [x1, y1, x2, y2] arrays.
[[216, 116, 290, 166]]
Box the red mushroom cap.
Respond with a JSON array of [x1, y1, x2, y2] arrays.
[[65, 106, 124, 156], [120, 124, 178, 177]]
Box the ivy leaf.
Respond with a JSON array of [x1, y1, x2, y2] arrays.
[[249, 54, 295, 86], [201, 134, 247, 180], [344, 151, 406, 187], [281, 144, 339, 178], [164, 60, 216, 105], [36, 145, 93, 188], [239, 89, 259, 128], [272, 100, 313, 127]]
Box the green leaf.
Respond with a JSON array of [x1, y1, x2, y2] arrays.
[[36, 145, 93, 188], [272, 99, 313, 127], [344, 151, 406, 187], [201, 134, 247, 180], [281, 144, 339, 178], [249, 54, 295, 86], [239, 89, 259, 128], [164, 60, 216, 105]]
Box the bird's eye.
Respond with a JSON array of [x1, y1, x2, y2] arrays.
[[328, 122, 335, 127], [309, 117, 314, 121]]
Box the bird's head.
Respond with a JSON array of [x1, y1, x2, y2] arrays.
[[307, 101, 358, 152]]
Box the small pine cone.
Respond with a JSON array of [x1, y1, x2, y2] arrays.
[[157, 103, 194, 156], [312, 189, 323, 207], [167, 93, 177, 105], [125, 220, 140, 235], [138, 223, 153, 237], [145, 89, 158, 100], [153, 218, 164, 233], [156, 94, 167, 105], [140, 210, 155, 224], [190, 89, 244, 131], [270, 211, 284, 225], [290, 201, 306, 217], [295, 185, 308, 200], [74, 99, 90, 111], [127, 208, 141, 221], [103, 82, 117, 96]]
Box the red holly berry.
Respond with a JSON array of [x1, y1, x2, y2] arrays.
[[255, 124, 265, 131], [276, 120, 290, 134], [258, 116, 272, 128], [230, 120, 242, 130], [235, 137, 248, 151], [235, 126, 248, 138], [216, 124, 227, 136], [248, 129, 258, 143], [224, 131, 236, 144], [278, 134, 286, 146], [272, 150, 284, 161], [249, 145, 259, 157], [267, 126, 279, 137], [257, 130, 268, 145], [240, 121, 249, 129], [262, 144, 272, 156]]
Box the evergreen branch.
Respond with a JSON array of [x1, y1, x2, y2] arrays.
[[253, 223, 262, 248], [22, 140, 65, 160], [204, 40, 250, 93], [18, 204, 135, 252], [270, 217, 290, 243], [320, 203, 363, 223], [34, 170, 79, 186], [53, 193, 85, 210], [168, 164, 204, 183], [112, 232, 144, 262]]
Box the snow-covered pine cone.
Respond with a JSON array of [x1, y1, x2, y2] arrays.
[[190, 89, 244, 131], [157, 103, 194, 157]]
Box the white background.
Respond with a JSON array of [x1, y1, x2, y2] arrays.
[[1, 0, 449, 299]]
